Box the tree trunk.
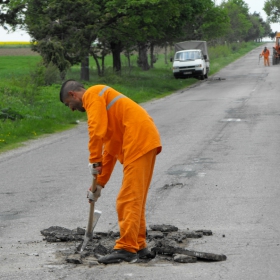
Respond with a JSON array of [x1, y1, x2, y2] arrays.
[[91, 52, 102, 76], [80, 56, 89, 81], [101, 55, 105, 76], [137, 42, 150, 71], [59, 70, 66, 81], [164, 43, 168, 64], [150, 43, 154, 68], [110, 41, 122, 73], [125, 50, 131, 68]]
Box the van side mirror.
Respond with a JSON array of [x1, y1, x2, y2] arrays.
[[204, 55, 207, 60], [170, 57, 173, 62]]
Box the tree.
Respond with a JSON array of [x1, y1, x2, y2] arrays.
[[25, 0, 131, 79], [89, 39, 111, 76], [220, 0, 253, 42], [103, 0, 191, 71], [264, 0, 280, 23], [199, 6, 230, 41], [179, 1, 230, 42], [254, 13, 272, 41], [101, 0, 231, 71], [0, 0, 25, 28], [245, 13, 265, 42], [24, 0, 104, 79]]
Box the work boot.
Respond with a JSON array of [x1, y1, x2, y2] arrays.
[[98, 249, 138, 264], [137, 247, 156, 259]]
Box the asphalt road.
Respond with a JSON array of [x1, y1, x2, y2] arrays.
[[1, 43, 279, 279]]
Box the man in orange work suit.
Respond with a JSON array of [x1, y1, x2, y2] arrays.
[[261, 47, 270, 66], [59, 80, 162, 264]]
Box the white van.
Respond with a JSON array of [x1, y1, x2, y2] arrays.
[[171, 41, 210, 80]]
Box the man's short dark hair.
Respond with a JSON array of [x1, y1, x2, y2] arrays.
[[59, 80, 85, 103]]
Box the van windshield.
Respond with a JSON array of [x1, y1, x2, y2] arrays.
[[174, 51, 201, 61]]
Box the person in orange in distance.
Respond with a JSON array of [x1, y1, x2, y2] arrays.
[[59, 80, 162, 264], [261, 46, 270, 66]]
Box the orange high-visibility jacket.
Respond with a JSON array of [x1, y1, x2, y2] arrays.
[[82, 85, 162, 185], [262, 49, 270, 58]]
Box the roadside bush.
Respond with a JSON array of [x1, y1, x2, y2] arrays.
[[0, 107, 23, 121], [230, 42, 248, 52], [30, 62, 45, 87], [0, 85, 37, 120], [97, 70, 126, 85], [0, 61, 61, 106], [209, 44, 231, 59], [31, 61, 61, 86], [230, 42, 239, 52], [44, 62, 61, 85], [10, 75, 42, 105]]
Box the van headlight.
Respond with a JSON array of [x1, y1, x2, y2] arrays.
[[195, 64, 202, 67]]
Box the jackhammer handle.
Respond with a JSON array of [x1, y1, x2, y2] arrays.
[[87, 175, 97, 234]]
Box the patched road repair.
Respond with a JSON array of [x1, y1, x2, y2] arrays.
[[40, 224, 226, 266]]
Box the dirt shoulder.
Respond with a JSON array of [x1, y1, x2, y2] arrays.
[[0, 47, 39, 56]]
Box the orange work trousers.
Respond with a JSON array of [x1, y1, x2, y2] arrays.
[[114, 148, 157, 253], [264, 57, 270, 66]]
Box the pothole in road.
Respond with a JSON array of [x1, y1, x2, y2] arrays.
[[40, 224, 226, 266]]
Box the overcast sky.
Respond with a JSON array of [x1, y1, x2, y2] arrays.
[[0, 0, 279, 41]]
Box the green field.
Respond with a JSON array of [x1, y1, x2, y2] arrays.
[[0, 41, 263, 153]]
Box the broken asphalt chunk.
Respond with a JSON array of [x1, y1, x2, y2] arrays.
[[180, 249, 226, 261], [173, 254, 197, 263], [66, 254, 83, 264], [41, 226, 83, 242], [93, 244, 108, 255], [147, 230, 164, 239], [152, 240, 226, 261], [167, 230, 203, 241], [149, 224, 178, 232], [195, 229, 213, 236]]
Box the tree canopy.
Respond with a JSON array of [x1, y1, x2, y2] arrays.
[[0, 0, 25, 28], [264, 0, 280, 23]]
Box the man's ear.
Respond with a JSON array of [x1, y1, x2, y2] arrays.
[[69, 90, 77, 98]]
